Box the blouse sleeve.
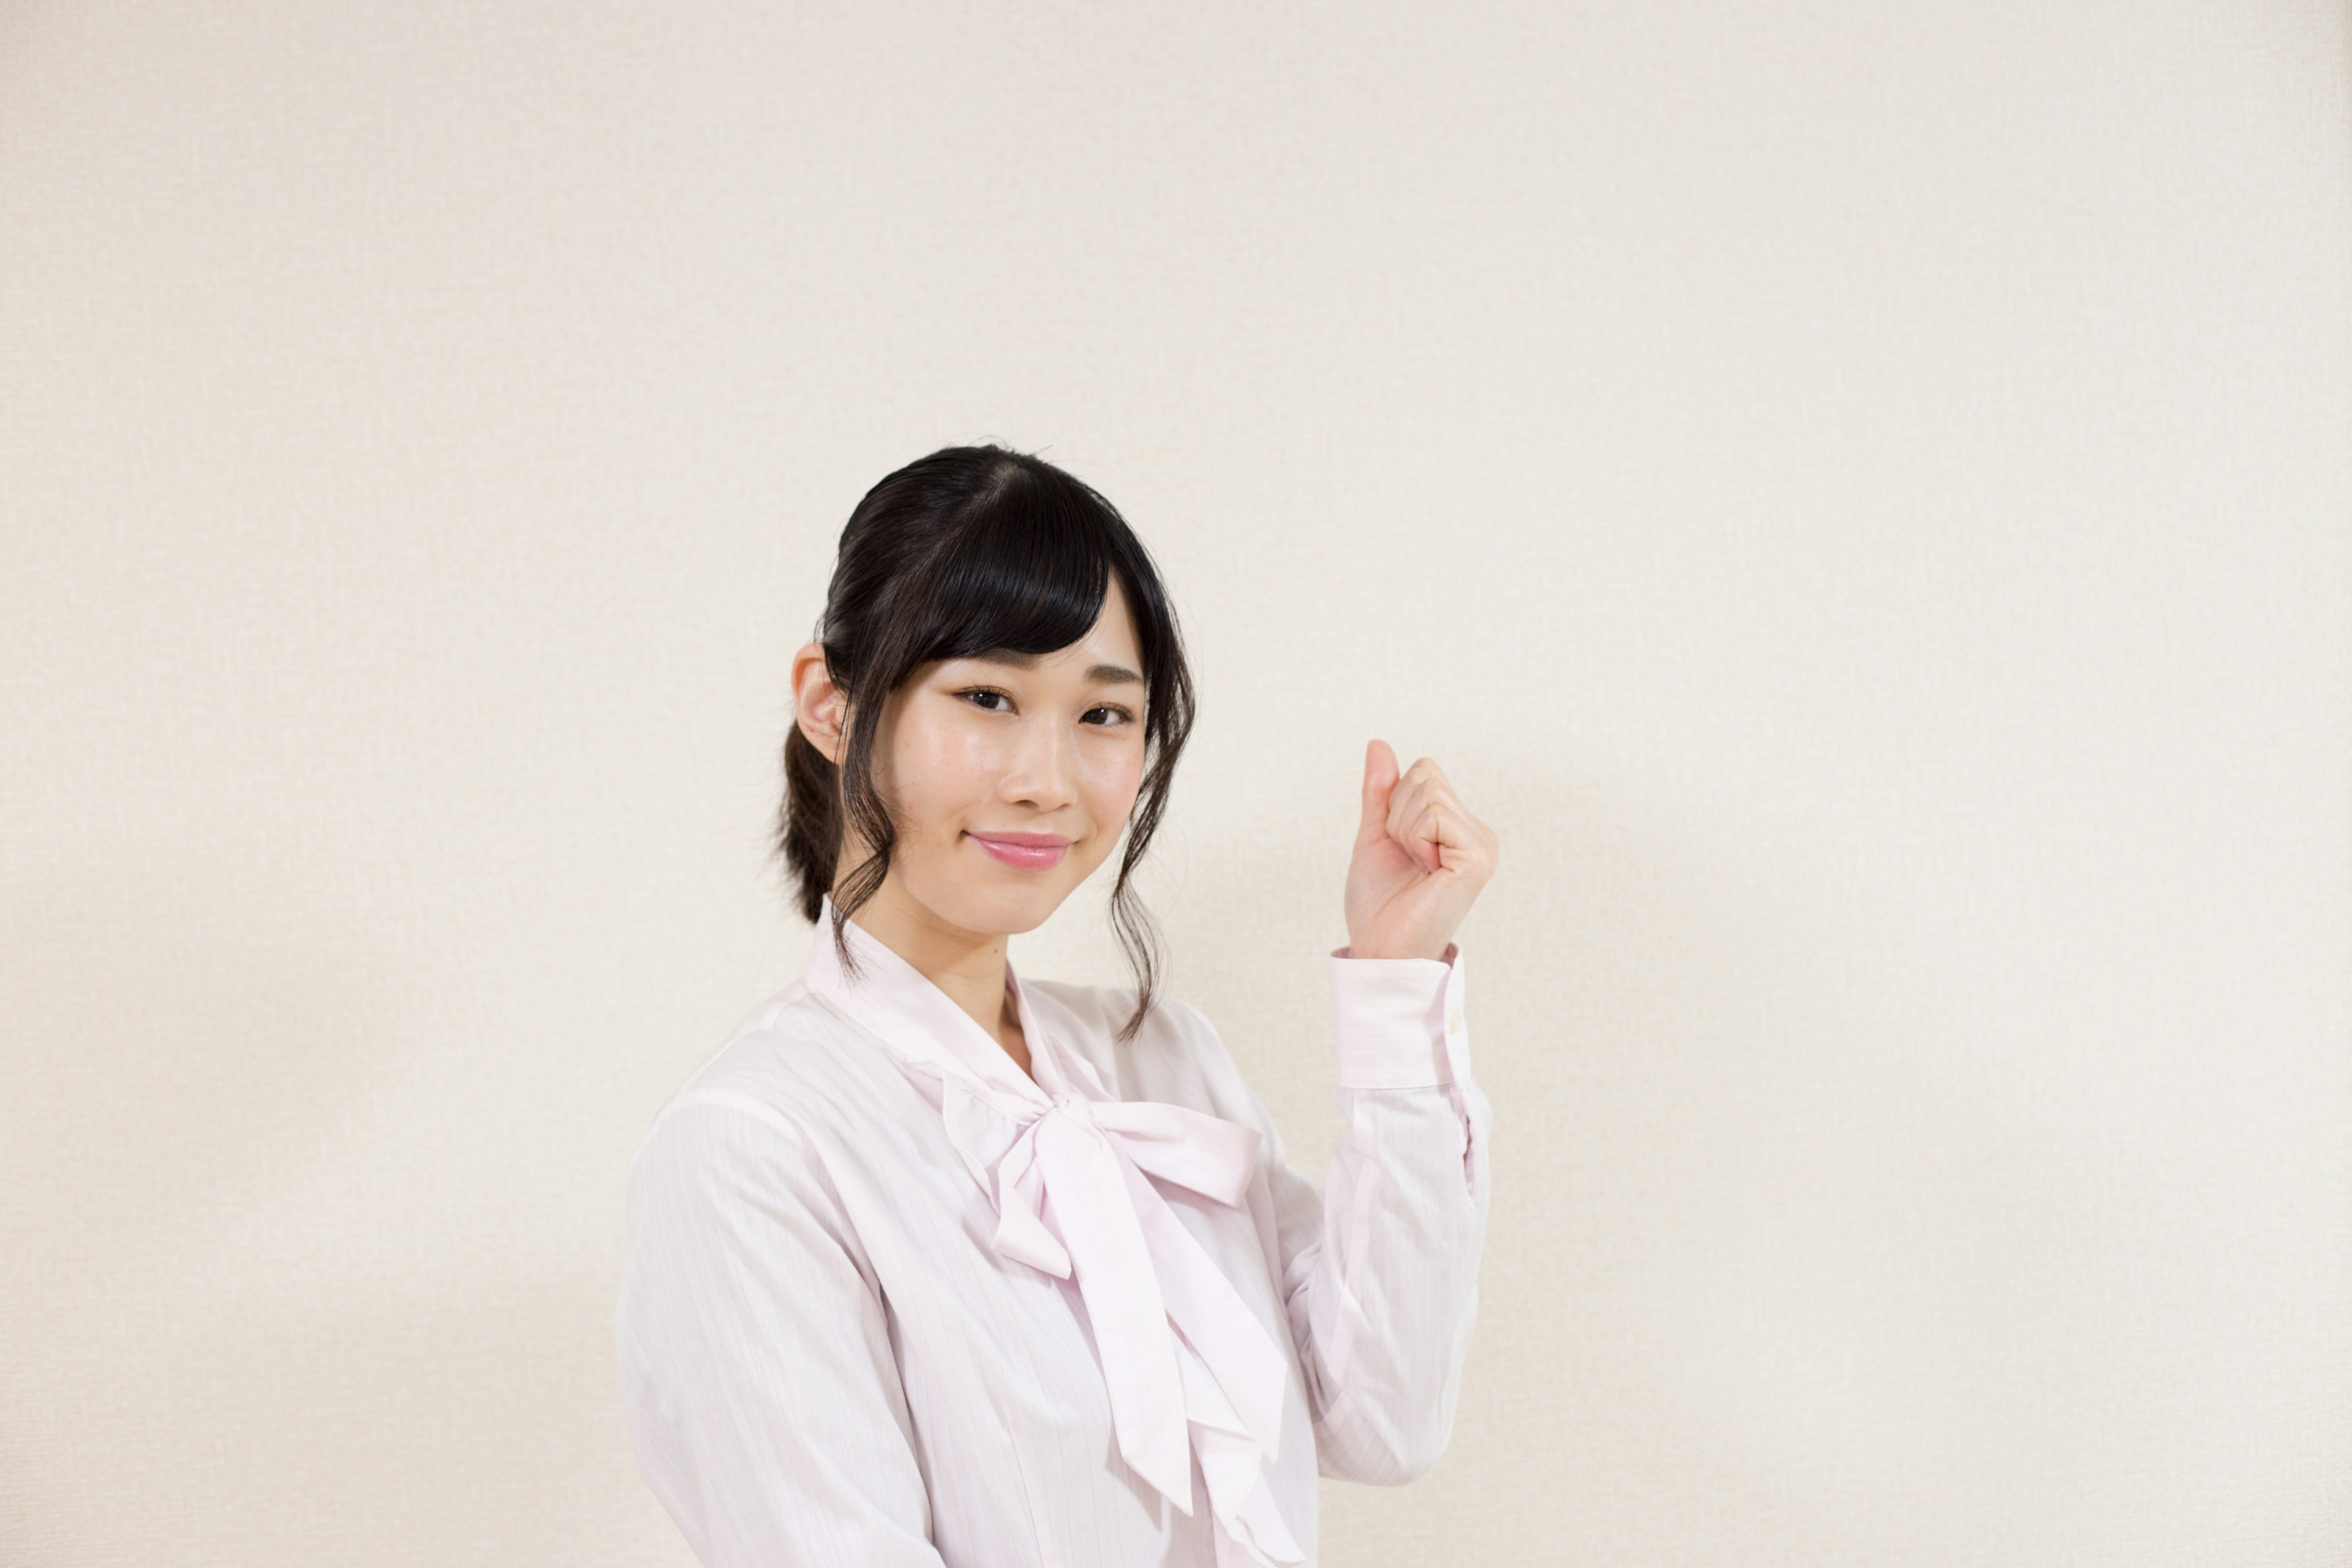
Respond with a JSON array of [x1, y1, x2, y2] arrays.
[[614, 1090, 948, 1567], [1185, 945, 1493, 1485]]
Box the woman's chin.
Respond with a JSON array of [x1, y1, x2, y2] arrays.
[[920, 879, 1072, 938]]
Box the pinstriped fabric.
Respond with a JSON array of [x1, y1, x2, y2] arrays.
[[614, 929, 1493, 1566]]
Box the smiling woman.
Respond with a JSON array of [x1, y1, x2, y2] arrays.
[[778, 447, 1197, 1049], [616, 444, 1499, 1568]]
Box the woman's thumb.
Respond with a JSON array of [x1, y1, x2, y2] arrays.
[[1357, 739, 1399, 848]]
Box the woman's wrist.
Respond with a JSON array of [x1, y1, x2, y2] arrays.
[[1333, 941, 1458, 963]]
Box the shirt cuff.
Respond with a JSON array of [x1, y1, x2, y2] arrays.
[[1325, 943, 1471, 1089]]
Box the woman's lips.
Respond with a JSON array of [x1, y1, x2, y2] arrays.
[[966, 832, 1071, 870]]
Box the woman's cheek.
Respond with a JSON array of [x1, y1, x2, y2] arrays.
[[905, 722, 993, 812], [1090, 749, 1147, 820]]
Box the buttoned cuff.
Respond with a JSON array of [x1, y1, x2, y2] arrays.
[[1325, 943, 1470, 1088]]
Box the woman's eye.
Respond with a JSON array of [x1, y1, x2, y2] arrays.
[[956, 688, 1131, 726]]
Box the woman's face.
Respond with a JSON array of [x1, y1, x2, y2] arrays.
[[850, 576, 1151, 939]]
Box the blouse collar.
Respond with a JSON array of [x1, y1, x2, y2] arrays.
[[798, 894, 1096, 1103]]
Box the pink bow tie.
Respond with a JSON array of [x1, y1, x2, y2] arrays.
[[892, 1057, 1309, 1567], [801, 912, 1306, 1566]]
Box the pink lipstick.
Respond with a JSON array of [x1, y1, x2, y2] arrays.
[[966, 831, 1072, 870]]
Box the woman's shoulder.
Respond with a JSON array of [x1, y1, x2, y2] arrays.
[[620, 988, 921, 1273], [631, 984, 909, 1167]]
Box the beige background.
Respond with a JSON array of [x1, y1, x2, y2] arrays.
[[4, 2, 2348, 1563]]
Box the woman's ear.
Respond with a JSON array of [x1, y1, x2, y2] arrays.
[[790, 641, 847, 764]]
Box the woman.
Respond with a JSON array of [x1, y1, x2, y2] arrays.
[[614, 445, 1498, 1567]]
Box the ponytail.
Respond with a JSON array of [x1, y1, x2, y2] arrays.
[[778, 722, 842, 925]]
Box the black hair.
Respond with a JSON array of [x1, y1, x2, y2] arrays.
[[778, 444, 1196, 1044]]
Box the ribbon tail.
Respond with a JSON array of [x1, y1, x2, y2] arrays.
[[1178, 1344, 1308, 1567], [1121, 1159, 1289, 1458], [1038, 1114, 1194, 1513], [1114, 1156, 1302, 1562], [1207, 1449, 1307, 1568]]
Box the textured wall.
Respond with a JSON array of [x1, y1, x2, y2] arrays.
[[3, 2, 2346, 1563]]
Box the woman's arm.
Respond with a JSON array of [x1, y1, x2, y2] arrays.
[[614, 1092, 947, 1567], [1180, 946, 1493, 1485]]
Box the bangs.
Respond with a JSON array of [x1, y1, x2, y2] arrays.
[[900, 466, 1121, 669]]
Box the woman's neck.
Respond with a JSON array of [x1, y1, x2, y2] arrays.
[[835, 881, 1031, 1074]]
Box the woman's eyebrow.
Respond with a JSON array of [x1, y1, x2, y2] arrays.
[[968, 650, 1144, 687]]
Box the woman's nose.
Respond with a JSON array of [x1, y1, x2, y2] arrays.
[[1000, 714, 1079, 809]]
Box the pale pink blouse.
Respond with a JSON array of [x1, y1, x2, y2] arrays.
[[615, 895, 1491, 1567]]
